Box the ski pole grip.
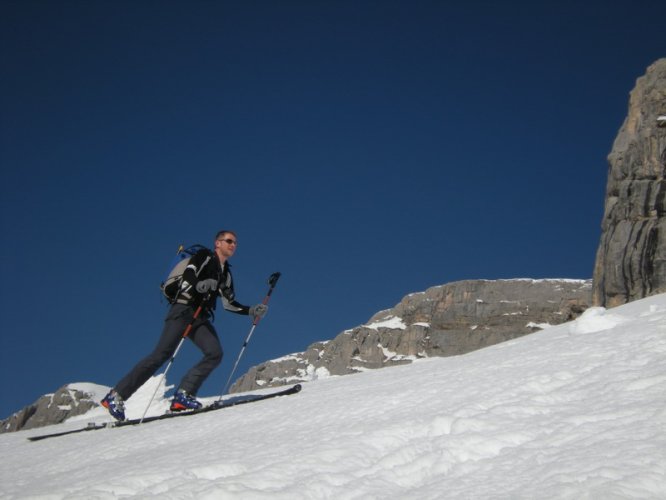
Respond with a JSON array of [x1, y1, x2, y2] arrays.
[[268, 272, 281, 288], [262, 272, 281, 305]]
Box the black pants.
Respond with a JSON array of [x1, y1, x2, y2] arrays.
[[114, 304, 223, 400]]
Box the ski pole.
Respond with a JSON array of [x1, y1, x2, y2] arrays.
[[139, 294, 210, 423], [218, 272, 281, 399]]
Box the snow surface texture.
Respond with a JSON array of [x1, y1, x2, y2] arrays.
[[2, 294, 665, 499]]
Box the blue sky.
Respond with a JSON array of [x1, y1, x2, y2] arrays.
[[1, 1, 664, 420]]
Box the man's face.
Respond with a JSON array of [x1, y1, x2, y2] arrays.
[[216, 233, 238, 258]]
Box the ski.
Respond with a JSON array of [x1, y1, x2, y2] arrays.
[[28, 384, 302, 442]]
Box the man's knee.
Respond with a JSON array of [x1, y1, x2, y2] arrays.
[[209, 347, 223, 367]]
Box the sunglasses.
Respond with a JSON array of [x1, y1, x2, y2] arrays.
[[218, 238, 237, 245]]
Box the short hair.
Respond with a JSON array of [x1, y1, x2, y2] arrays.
[[215, 230, 237, 241]]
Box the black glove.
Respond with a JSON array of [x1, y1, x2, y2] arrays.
[[249, 303, 268, 321], [196, 279, 218, 293]]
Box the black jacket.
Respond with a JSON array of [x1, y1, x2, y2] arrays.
[[178, 249, 249, 315]]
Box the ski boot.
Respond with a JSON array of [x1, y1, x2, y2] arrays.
[[101, 390, 126, 421], [170, 390, 203, 411]]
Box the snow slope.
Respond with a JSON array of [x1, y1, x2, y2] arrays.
[[1, 294, 665, 499]]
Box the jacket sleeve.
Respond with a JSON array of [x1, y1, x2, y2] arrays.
[[219, 270, 250, 315]]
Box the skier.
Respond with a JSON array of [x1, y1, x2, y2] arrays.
[[101, 230, 268, 421]]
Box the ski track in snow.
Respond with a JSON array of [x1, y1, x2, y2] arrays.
[[1, 295, 666, 499]]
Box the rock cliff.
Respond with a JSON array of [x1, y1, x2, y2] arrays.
[[230, 279, 592, 392], [0, 384, 105, 433], [3, 281, 592, 432], [592, 59, 666, 306]]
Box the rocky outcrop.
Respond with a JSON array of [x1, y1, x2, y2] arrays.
[[0, 383, 105, 433], [593, 59, 666, 307], [231, 279, 592, 392], [2, 281, 592, 429]]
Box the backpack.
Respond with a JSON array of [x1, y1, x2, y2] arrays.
[[160, 244, 210, 303]]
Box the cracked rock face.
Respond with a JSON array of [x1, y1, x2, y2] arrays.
[[231, 279, 592, 393], [593, 58, 666, 307], [1, 384, 101, 433]]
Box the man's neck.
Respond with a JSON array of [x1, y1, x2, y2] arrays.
[[215, 249, 227, 265]]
